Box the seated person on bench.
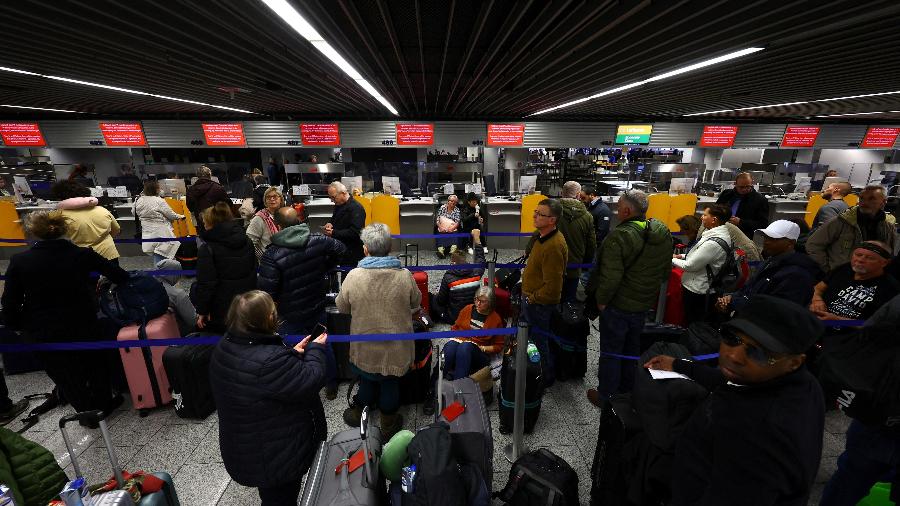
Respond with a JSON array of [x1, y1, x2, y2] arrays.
[[444, 285, 505, 380]]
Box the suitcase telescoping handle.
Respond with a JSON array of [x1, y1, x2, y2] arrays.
[[59, 411, 126, 488], [360, 406, 374, 488], [436, 345, 445, 413]]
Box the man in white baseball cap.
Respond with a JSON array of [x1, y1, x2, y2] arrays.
[[715, 220, 822, 315]]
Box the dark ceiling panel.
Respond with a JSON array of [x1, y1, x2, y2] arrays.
[[0, 0, 899, 122]]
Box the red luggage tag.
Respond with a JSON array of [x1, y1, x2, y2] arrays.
[[441, 401, 466, 422], [334, 449, 372, 475]]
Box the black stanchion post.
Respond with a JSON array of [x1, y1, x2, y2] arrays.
[[504, 320, 530, 463], [487, 251, 496, 287]]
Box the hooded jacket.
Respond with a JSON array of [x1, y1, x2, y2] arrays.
[[528, 198, 596, 279], [192, 220, 258, 329], [727, 251, 822, 312], [257, 224, 346, 331], [586, 197, 613, 245], [673, 225, 733, 295], [589, 217, 673, 312], [210, 330, 327, 489], [186, 177, 228, 215], [0, 427, 68, 506], [806, 206, 898, 273]]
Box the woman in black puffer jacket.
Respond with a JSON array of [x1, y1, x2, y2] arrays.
[[191, 202, 258, 332], [210, 290, 328, 506]]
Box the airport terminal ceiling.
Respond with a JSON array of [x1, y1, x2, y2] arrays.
[[1, 0, 900, 121]]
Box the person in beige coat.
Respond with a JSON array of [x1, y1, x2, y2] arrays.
[[335, 222, 419, 439]]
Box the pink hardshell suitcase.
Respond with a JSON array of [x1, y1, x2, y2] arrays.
[[118, 312, 177, 414]]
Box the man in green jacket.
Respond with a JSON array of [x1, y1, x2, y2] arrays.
[[558, 181, 597, 302], [586, 189, 673, 407], [0, 427, 68, 506]]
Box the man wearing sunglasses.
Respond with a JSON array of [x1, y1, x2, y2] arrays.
[[645, 295, 825, 506]]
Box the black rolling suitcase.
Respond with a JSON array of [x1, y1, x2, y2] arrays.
[[589, 394, 642, 506], [498, 338, 544, 434], [399, 337, 433, 406], [162, 335, 216, 420], [325, 306, 355, 381], [435, 344, 494, 488], [549, 302, 589, 381], [299, 407, 384, 506]]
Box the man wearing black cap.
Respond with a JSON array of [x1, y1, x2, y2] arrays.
[[645, 295, 825, 506], [809, 241, 899, 322]]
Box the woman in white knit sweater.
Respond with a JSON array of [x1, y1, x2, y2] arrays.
[[134, 180, 185, 265], [672, 203, 733, 325]]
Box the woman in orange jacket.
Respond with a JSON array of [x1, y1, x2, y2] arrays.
[[444, 285, 506, 379]]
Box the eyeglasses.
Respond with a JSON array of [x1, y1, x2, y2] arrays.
[[720, 327, 786, 366], [735, 184, 753, 190], [533, 210, 552, 218]]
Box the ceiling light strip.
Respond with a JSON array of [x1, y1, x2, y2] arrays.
[[261, 0, 399, 116], [0, 104, 86, 113], [684, 90, 900, 116], [0, 66, 255, 114], [529, 47, 765, 116]]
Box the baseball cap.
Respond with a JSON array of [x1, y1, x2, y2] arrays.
[[722, 295, 824, 355], [755, 220, 800, 241]]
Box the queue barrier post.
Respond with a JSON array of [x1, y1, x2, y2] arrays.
[[504, 320, 530, 463]]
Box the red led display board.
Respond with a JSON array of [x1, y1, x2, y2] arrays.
[[99, 122, 147, 146], [0, 122, 46, 146], [201, 123, 246, 146], [396, 123, 434, 145], [860, 127, 900, 148], [699, 125, 739, 147], [781, 126, 820, 148], [300, 123, 340, 145], [487, 123, 525, 146]]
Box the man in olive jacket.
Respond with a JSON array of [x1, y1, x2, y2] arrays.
[[586, 190, 672, 406], [557, 181, 597, 302], [0, 426, 68, 506]]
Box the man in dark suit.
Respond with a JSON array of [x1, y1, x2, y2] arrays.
[[324, 181, 366, 268], [715, 172, 770, 237]]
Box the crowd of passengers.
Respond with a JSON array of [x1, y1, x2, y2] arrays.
[[1, 166, 898, 505]]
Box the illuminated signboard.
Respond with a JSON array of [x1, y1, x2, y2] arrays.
[[201, 123, 246, 146], [99, 122, 147, 146], [0, 122, 46, 146], [860, 127, 900, 148], [396, 123, 434, 145], [615, 124, 652, 144], [781, 126, 820, 148], [487, 123, 525, 146], [699, 125, 739, 147], [300, 123, 340, 145]]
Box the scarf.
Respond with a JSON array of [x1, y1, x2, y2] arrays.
[[357, 255, 402, 269], [255, 209, 278, 235]]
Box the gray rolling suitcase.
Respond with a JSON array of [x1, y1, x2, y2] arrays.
[[300, 407, 384, 505], [59, 411, 180, 505], [436, 345, 494, 490]]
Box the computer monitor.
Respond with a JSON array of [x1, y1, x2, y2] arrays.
[[159, 178, 187, 198]]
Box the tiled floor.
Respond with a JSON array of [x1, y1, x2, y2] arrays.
[[2, 250, 848, 505]]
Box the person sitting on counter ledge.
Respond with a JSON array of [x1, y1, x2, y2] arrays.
[[715, 172, 770, 238]]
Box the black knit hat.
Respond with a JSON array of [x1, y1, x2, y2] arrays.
[[722, 295, 824, 355]]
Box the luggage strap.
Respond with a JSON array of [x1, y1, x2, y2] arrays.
[[15, 391, 56, 434]]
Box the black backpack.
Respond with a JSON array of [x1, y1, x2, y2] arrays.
[[680, 322, 721, 356], [818, 324, 900, 431], [496, 448, 579, 506], [705, 236, 740, 294], [403, 422, 487, 506]]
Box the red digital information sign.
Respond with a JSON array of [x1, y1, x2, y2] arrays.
[[781, 126, 820, 148], [396, 123, 434, 145], [487, 123, 525, 146], [300, 123, 340, 146], [202, 123, 246, 146], [699, 125, 739, 147], [860, 127, 900, 148], [99, 122, 146, 146], [0, 122, 46, 147]]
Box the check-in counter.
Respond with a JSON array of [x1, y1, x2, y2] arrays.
[[695, 196, 811, 223], [485, 197, 524, 249]]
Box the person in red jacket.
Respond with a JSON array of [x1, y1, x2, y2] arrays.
[[444, 285, 506, 380]]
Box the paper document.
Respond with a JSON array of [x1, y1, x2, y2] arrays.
[[648, 369, 692, 381]]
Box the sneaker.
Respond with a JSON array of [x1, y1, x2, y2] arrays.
[[343, 405, 362, 427], [468, 248, 474, 255], [483, 247, 488, 254], [0, 399, 28, 426], [449, 245, 458, 254], [325, 384, 338, 401], [436, 247, 445, 259], [586, 388, 604, 408]]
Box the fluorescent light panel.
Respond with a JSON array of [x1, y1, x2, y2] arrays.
[[261, 0, 398, 116], [815, 110, 900, 118], [530, 47, 765, 116], [0, 66, 255, 114], [684, 90, 900, 116], [0, 104, 85, 113]]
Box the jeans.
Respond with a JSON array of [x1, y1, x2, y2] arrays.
[[436, 232, 459, 251], [151, 252, 167, 268], [279, 319, 337, 388], [561, 277, 579, 303], [351, 365, 401, 415], [443, 340, 490, 380], [521, 298, 556, 385], [597, 305, 646, 398], [820, 420, 900, 505], [258, 478, 304, 506]]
